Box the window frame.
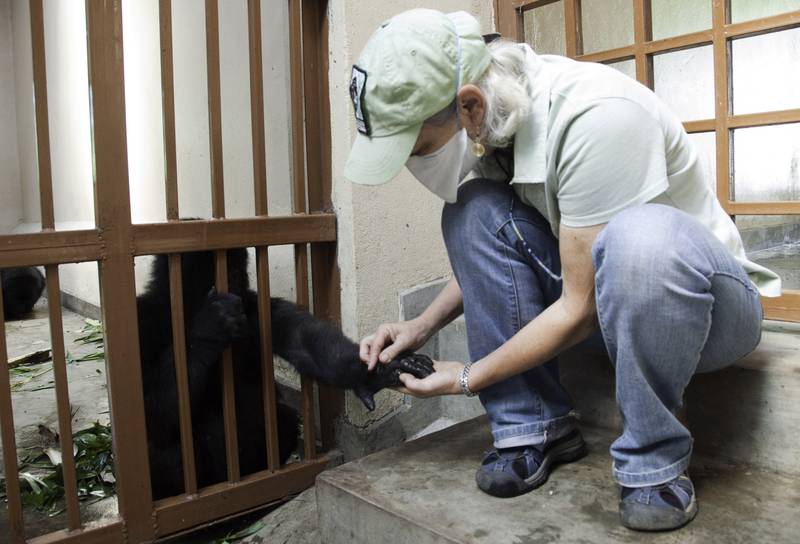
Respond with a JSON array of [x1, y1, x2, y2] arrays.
[[496, 0, 800, 322]]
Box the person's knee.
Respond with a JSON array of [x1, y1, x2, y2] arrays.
[[592, 204, 686, 290]]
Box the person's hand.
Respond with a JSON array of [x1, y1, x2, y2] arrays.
[[359, 318, 431, 371], [397, 360, 464, 398]]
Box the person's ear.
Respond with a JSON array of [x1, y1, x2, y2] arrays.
[[457, 85, 486, 139]]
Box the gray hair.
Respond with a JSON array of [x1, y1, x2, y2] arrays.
[[422, 40, 532, 148], [475, 39, 532, 148]]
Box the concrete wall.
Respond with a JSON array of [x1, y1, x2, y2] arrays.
[[327, 0, 495, 430]]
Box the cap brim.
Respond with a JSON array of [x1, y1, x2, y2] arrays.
[[344, 123, 421, 185]]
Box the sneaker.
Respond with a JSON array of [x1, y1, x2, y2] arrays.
[[475, 429, 586, 498], [619, 473, 698, 531]]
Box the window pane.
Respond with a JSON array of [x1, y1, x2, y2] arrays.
[[581, 0, 634, 54], [730, 0, 800, 24], [523, 2, 566, 56], [607, 59, 636, 79], [653, 46, 715, 121], [651, 0, 712, 41], [732, 28, 800, 115], [688, 132, 717, 192], [737, 215, 800, 290], [732, 124, 800, 202]]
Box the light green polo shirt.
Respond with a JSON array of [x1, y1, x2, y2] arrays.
[[499, 49, 781, 297]]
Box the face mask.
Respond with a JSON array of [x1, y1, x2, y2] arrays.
[[405, 128, 481, 203]]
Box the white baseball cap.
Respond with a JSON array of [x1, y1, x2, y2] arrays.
[[344, 9, 492, 185]]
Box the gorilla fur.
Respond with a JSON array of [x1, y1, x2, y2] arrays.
[[1, 267, 45, 321], [136, 248, 433, 499]]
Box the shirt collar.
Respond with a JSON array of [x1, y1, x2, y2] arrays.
[[511, 48, 551, 185]]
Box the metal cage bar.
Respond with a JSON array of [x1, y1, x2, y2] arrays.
[[204, 0, 241, 483], [0, 2, 340, 542], [85, 1, 155, 541], [247, 0, 282, 471], [168, 254, 199, 494], [302, 0, 344, 450], [289, 0, 318, 462], [158, 0, 198, 495], [45, 267, 82, 530], [0, 296, 25, 543], [712, 0, 732, 210], [160, 0, 179, 221]]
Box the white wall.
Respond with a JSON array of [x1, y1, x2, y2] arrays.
[[0, 0, 23, 234]]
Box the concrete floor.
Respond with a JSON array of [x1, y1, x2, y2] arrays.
[[317, 417, 800, 544], [1, 300, 117, 540]]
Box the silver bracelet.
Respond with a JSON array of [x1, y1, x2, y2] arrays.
[[459, 363, 477, 397]]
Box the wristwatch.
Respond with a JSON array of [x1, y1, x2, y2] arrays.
[[459, 363, 477, 397]]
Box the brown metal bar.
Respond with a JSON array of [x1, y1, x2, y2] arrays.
[[255, 247, 280, 469], [247, 0, 281, 470], [302, 0, 343, 451], [0, 296, 25, 542], [159, 0, 179, 220], [563, 0, 582, 57], [633, 0, 653, 87], [131, 214, 336, 254], [249, 0, 268, 218], [712, 0, 733, 207], [204, 1, 239, 482], [727, 201, 800, 214], [27, 521, 125, 544], [0, 229, 104, 268], [289, 0, 317, 461], [30, 0, 55, 230], [153, 456, 331, 536], [168, 254, 198, 493], [684, 119, 716, 133], [762, 292, 800, 323], [205, 0, 225, 219], [724, 9, 800, 39], [728, 109, 800, 129], [45, 266, 81, 529], [514, 0, 560, 10], [574, 10, 800, 62], [85, 1, 155, 540], [576, 45, 636, 64], [215, 250, 241, 482], [644, 30, 714, 55], [495, 0, 524, 41]]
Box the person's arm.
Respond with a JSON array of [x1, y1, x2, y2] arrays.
[[398, 224, 603, 396], [361, 276, 463, 371]]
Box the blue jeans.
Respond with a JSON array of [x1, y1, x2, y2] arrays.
[[441, 179, 763, 487]]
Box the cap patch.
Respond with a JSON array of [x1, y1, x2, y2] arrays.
[[350, 65, 370, 136]]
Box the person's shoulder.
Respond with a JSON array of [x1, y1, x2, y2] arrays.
[[547, 58, 656, 114]]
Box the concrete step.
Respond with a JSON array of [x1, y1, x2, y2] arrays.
[[316, 417, 800, 544], [559, 320, 800, 474]]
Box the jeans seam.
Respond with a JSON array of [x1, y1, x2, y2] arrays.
[[593, 266, 617, 358], [708, 270, 760, 296], [501, 241, 522, 335]]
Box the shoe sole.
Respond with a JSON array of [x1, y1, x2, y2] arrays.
[[476, 432, 588, 498], [620, 494, 698, 532]]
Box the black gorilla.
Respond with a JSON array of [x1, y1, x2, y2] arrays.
[[1, 267, 45, 321], [136, 248, 433, 499]]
